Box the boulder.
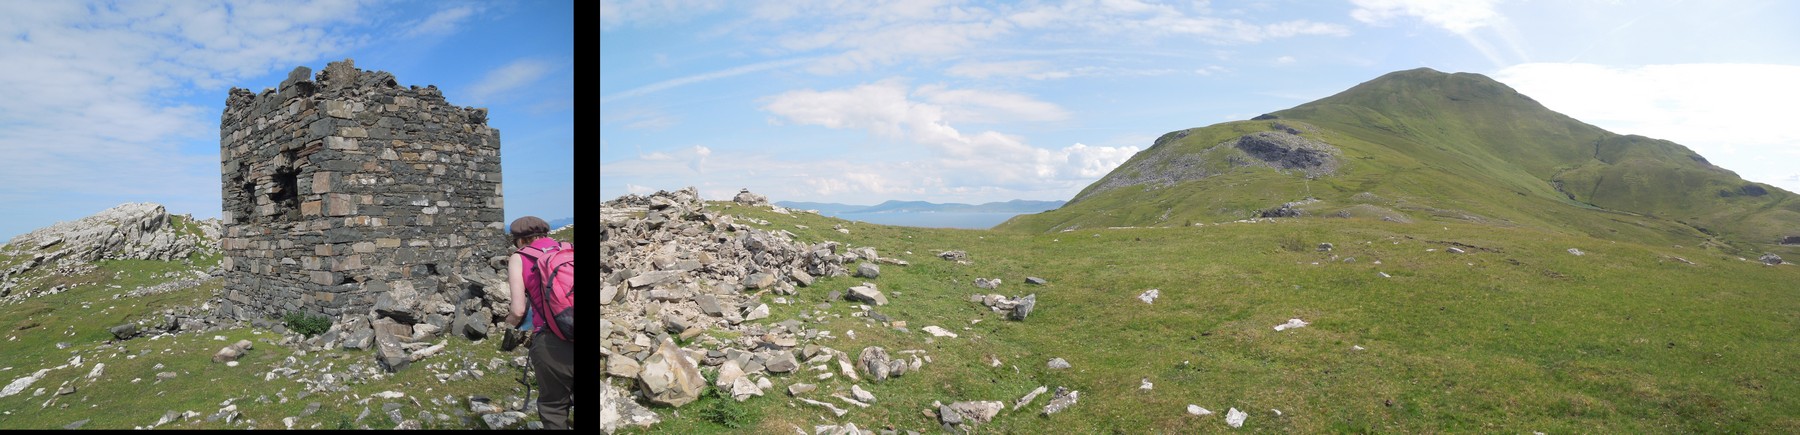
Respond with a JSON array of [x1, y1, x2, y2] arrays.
[[945, 401, 1002, 426], [1025, 277, 1047, 285], [600, 380, 660, 434], [1047, 357, 1071, 370], [1042, 387, 1079, 415], [1226, 407, 1247, 428], [855, 263, 879, 279], [858, 346, 892, 382], [938, 250, 968, 262], [1012, 386, 1048, 410], [742, 272, 777, 290], [373, 322, 410, 372], [765, 351, 798, 373], [1760, 253, 1783, 265], [1008, 294, 1036, 321], [975, 278, 1000, 290], [109, 323, 139, 341], [789, 269, 814, 287], [694, 294, 724, 316], [850, 384, 876, 403], [845, 283, 887, 306], [605, 356, 641, 379], [637, 338, 705, 407]]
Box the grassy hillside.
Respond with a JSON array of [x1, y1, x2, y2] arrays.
[[626, 202, 1800, 433], [1004, 68, 1798, 257], [0, 260, 536, 429]]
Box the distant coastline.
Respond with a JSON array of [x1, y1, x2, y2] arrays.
[[774, 199, 1063, 229]]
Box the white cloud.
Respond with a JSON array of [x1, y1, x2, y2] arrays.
[[739, 1, 1346, 74], [946, 60, 1049, 79], [759, 80, 1139, 196], [1348, 0, 1526, 66], [1276, 55, 1297, 64], [0, 0, 369, 238], [1350, 0, 1502, 33], [600, 0, 726, 31], [467, 58, 555, 104], [946, 60, 1180, 81], [1494, 63, 1800, 193], [403, 5, 481, 38]]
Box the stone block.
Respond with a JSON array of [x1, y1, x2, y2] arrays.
[[312, 172, 333, 194]]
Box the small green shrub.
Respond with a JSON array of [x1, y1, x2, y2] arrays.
[[284, 311, 332, 337], [1278, 232, 1309, 252], [696, 387, 759, 428]]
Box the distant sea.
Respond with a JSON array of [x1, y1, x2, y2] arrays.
[[818, 211, 1025, 229]]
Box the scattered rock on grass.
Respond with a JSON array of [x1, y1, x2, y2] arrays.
[[1226, 407, 1247, 428], [1273, 318, 1309, 331], [845, 283, 888, 306], [1042, 387, 1079, 415], [1013, 386, 1048, 410], [1137, 289, 1160, 304], [1025, 277, 1047, 285], [1188, 405, 1213, 416], [1567, 248, 1584, 256], [1047, 358, 1071, 370], [975, 278, 1001, 290]]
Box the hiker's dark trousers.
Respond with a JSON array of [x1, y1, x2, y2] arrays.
[[531, 330, 575, 429]]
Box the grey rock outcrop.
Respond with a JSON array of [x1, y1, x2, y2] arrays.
[[1, 203, 219, 299], [1761, 253, 1783, 265], [1072, 122, 1337, 203]]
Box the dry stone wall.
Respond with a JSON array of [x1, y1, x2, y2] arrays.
[[218, 59, 505, 334]]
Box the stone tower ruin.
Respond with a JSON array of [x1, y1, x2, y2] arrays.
[[218, 59, 505, 334]]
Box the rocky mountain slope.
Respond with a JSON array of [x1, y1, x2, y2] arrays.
[[1009, 68, 1799, 257]]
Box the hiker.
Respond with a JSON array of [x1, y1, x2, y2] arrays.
[[504, 216, 573, 429]]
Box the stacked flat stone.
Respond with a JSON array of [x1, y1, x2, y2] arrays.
[[217, 59, 505, 338]]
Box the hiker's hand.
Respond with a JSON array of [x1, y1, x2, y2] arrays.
[[505, 313, 521, 327]]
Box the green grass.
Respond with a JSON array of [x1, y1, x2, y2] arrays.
[[0, 260, 534, 429], [621, 201, 1800, 433]]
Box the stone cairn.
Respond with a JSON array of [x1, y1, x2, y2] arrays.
[[217, 59, 507, 371], [604, 187, 938, 433]]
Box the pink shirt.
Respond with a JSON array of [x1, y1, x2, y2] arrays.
[[517, 237, 563, 333]]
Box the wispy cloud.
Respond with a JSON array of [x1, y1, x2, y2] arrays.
[[403, 5, 481, 38], [1349, 0, 1528, 67], [0, 0, 370, 237], [467, 58, 555, 104], [600, 57, 814, 104]]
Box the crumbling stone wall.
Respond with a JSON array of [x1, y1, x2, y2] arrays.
[[218, 59, 504, 334]]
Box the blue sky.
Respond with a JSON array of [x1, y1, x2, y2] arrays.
[[601, 0, 1800, 206], [0, 0, 572, 240]]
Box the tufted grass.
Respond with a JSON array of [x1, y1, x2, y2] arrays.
[[619, 201, 1800, 433]]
